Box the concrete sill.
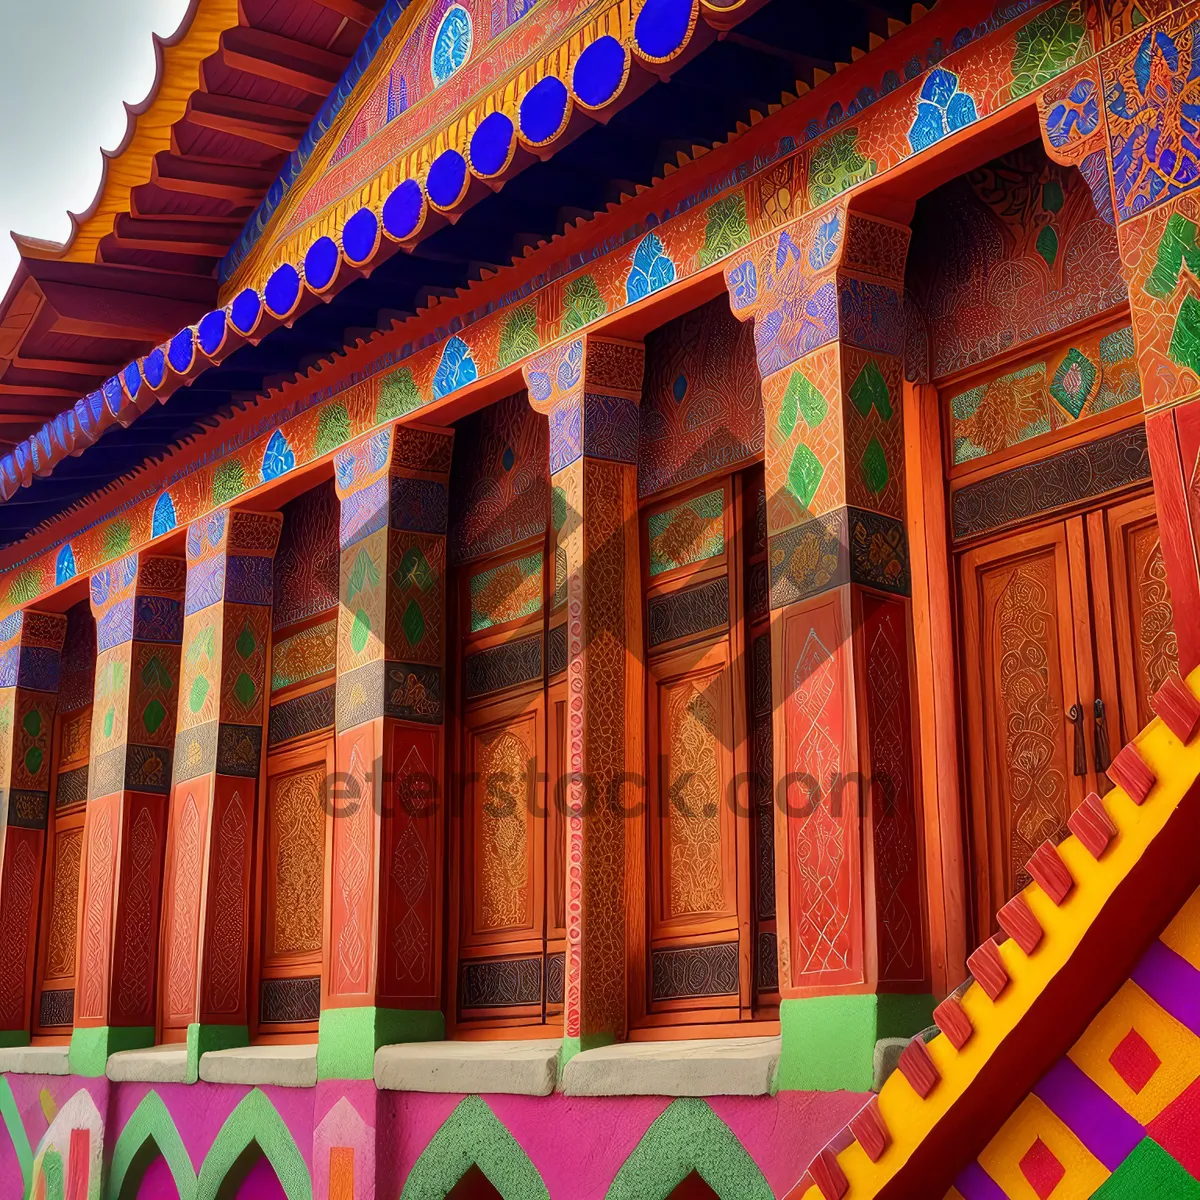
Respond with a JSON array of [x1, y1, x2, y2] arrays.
[[199, 1043, 317, 1088], [561, 1036, 781, 1097], [0, 1046, 70, 1075], [375, 1040, 561, 1096], [107, 1044, 189, 1083]]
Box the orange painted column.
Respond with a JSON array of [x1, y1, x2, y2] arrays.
[[320, 422, 453, 1079], [1037, 27, 1200, 672], [0, 610, 66, 1046], [157, 510, 281, 1079], [723, 204, 931, 1088], [521, 335, 645, 1056], [68, 554, 184, 1075]]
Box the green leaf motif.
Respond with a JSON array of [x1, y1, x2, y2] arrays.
[[7, 571, 39, 607], [141, 655, 172, 691], [779, 371, 828, 440], [212, 458, 246, 506], [188, 675, 210, 715], [849, 359, 893, 420], [402, 599, 427, 648], [786, 444, 825, 509], [22, 709, 40, 738], [861, 437, 889, 494], [560, 275, 606, 335], [233, 672, 257, 709], [186, 627, 215, 667], [1145, 213, 1200, 299], [1035, 224, 1059, 268], [1169, 293, 1200, 377], [376, 367, 424, 424], [1011, 1, 1085, 99], [551, 486, 567, 532], [808, 129, 876, 207], [23, 747, 43, 777], [103, 520, 132, 560], [103, 707, 115, 739], [142, 699, 166, 735], [1041, 180, 1064, 213], [699, 195, 750, 268], [498, 304, 540, 367], [351, 608, 372, 655], [315, 402, 352, 457], [347, 548, 380, 604]]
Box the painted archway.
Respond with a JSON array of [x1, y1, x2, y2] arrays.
[[195, 1090, 311, 1200], [106, 1090, 196, 1200], [605, 1099, 772, 1200], [399, 1096, 548, 1200]]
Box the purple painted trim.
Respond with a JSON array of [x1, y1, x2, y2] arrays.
[[955, 1160, 1010, 1200], [1132, 940, 1200, 1037], [1033, 1058, 1144, 1171]]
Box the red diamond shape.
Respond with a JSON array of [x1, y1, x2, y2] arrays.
[[1019, 1138, 1066, 1199], [1109, 1028, 1161, 1094]]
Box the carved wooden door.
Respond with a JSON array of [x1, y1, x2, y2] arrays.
[[959, 521, 1090, 933], [257, 740, 331, 1033], [1097, 494, 1180, 742]]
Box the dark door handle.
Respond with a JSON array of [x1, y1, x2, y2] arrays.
[[1069, 703, 1087, 776], [1094, 698, 1111, 773]]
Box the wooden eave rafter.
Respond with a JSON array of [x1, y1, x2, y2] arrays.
[[218, 27, 350, 96]]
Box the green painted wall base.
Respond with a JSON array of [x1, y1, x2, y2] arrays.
[[317, 1006, 444, 1080], [776, 993, 935, 1092], [186, 1024, 249, 1084], [68, 1025, 155, 1078], [0, 1031, 29, 1050], [558, 1032, 615, 1071]]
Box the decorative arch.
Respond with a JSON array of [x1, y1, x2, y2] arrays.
[[399, 1096, 548, 1200], [195, 1089, 311, 1200], [0, 1077, 32, 1198], [605, 1100, 772, 1200], [107, 1090, 196, 1200]]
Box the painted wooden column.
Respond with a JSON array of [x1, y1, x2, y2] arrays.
[[723, 203, 931, 1089], [521, 335, 645, 1055], [65, 554, 184, 1073], [159, 511, 281, 1078], [321, 422, 453, 1079], [0, 610, 66, 1045], [1037, 23, 1200, 672]]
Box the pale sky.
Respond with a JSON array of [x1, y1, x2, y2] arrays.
[[0, 0, 192, 295]]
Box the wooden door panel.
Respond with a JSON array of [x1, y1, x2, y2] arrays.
[[649, 642, 738, 940], [264, 760, 328, 967], [960, 525, 1082, 925], [1105, 494, 1180, 740], [463, 699, 545, 951]]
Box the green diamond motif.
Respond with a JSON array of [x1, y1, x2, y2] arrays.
[[350, 609, 371, 655], [402, 599, 427, 648], [23, 747, 42, 776], [22, 709, 41, 738], [1049, 348, 1097, 419], [779, 371, 828, 439], [393, 548, 434, 594], [189, 676, 209, 715], [235, 624, 257, 660], [234, 672, 257, 708], [552, 486, 567, 532], [786, 444, 825, 509], [1169, 293, 1200, 376], [142, 699, 166, 735], [849, 359, 893, 420], [861, 437, 889, 494]]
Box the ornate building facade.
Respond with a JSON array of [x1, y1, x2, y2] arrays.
[[0, 0, 1197, 1195]]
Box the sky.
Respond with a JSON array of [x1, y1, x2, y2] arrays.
[[0, 0, 192, 295]]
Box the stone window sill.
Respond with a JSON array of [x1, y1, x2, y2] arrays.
[[107, 1044, 189, 1083], [375, 1039, 561, 1096], [0, 1046, 70, 1075], [199, 1043, 317, 1088]]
